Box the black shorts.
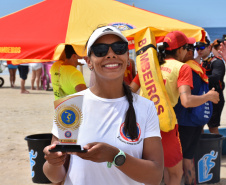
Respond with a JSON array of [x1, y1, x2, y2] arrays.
[[18, 65, 29, 80], [207, 92, 225, 128], [178, 125, 203, 159]]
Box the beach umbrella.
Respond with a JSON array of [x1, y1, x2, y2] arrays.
[[0, 0, 205, 64]]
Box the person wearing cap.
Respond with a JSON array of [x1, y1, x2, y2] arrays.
[[196, 37, 225, 134], [174, 37, 219, 185], [195, 37, 211, 60], [43, 26, 164, 185], [130, 31, 219, 185], [50, 45, 87, 100]]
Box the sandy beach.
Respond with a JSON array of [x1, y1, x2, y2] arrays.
[[0, 65, 225, 185]]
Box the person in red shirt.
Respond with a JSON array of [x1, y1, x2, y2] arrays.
[[130, 31, 219, 185], [123, 58, 136, 85]]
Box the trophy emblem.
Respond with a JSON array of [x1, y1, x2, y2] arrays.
[[50, 95, 86, 152]]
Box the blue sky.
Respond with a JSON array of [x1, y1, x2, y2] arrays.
[[0, 0, 225, 27], [117, 0, 226, 28]]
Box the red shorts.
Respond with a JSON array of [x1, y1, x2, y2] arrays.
[[161, 124, 183, 168]]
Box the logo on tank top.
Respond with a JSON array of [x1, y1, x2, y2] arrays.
[[117, 122, 142, 145]]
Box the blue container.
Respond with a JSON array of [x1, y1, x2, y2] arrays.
[[204, 128, 226, 155]]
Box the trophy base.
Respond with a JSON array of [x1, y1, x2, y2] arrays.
[[49, 144, 87, 153]]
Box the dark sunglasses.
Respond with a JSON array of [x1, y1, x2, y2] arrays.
[[91, 41, 128, 57], [182, 44, 188, 50], [196, 46, 206, 51]]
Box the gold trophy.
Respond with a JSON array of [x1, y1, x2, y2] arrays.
[[49, 95, 86, 152]]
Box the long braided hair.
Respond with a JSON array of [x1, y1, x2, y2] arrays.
[[122, 82, 137, 140]]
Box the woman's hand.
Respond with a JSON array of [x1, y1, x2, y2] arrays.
[[43, 141, 67, 167], [68, 142, 118, 163]]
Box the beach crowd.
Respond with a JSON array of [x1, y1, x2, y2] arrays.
[[5, 27, 226, 185]]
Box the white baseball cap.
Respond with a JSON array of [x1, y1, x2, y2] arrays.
[[87, 26, 128, 56]]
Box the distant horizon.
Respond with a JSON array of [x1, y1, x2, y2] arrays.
[[204, 27, 226, 28]]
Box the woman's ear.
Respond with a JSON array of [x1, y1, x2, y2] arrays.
[[86, 57, 92, 68], [86, 57, 94, 71]]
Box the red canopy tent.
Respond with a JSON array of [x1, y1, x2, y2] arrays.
[[0, 0, 205, 64]]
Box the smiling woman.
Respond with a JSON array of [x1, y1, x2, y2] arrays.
[[87, 34, 129, 84], [43, 25, 164, 185]]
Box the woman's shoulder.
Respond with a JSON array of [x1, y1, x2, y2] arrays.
[[132, 93, 155, 108], [132, 93, 158, 122], [180, 63, 192, 71]]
